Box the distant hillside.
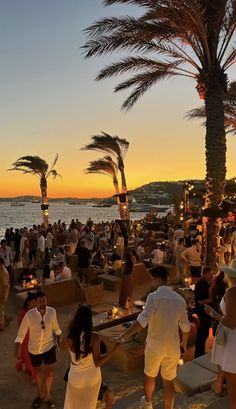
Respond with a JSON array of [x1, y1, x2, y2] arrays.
[[0, 180, 204, 204], [129, 180, 203, 204]]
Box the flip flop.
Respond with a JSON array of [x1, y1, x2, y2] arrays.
[[32, 397, 43, 408], [45, 399, 56, 408]]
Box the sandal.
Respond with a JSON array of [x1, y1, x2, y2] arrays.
[[32, 397, 43, 408], [45, 399, 56, 408]]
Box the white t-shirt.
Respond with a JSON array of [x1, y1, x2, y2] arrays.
[[173, 229, 185, 242], [181, 245, 201, 266], [38, 235, 45, 252], [20, 236, 28, 254], [137, 245, 145, 258], [46, 232, 54, 249], [151, 249, 164, 265], [55, 266, 72, 281]]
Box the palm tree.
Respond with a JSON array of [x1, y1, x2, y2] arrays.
[[186, 81, 236, 134], [83, 0, 236, 266], [82, 132, 130, 219], [8, 155, 61, 228], [85, 155, 128, 218]]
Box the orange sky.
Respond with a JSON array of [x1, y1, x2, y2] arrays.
[[1, 1, 236, 198]]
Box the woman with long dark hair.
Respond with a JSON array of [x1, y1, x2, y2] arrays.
[[62, 305, 118, 409]]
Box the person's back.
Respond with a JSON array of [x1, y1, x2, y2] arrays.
[[77, 245, 90, 268], [152, 247, 164, 265], [144, 287, 188, 355]]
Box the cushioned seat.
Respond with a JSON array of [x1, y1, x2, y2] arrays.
[[99, 325, 147, 371], [174, 361, 216, 396], [42, 277, 83, 307], [193, 352, 217, 374], [133, 263, 151, 285], [67, 254, 78, 274], [97, 273, 121, 291]]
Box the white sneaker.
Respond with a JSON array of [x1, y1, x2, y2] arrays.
[[140, 395, 153, 409]]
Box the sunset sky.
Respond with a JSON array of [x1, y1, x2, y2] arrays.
[[1, 0, 236, 198]]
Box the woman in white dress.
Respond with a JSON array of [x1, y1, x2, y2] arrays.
[[207, 260, 236, 409], [61, 305, 119, 409]]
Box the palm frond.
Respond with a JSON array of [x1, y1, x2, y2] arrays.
[[82, 0, 236, 109], [114, 70, 177, 110], [8, 155, 48, 176], [82, 132, 129, 160], [186, 81, 236, 132], [97, 57, 192, 81], [47, 170, 62, 179], [48, 154, 59, 173]]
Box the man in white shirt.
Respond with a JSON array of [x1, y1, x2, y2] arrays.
[[68, 225, 79, 255], [181, 239, 202, 281], [117, 266, 190, 409], [136, 242, 145, 261], [173, 225, 185, 243], [55, 262, 72, 281], [20, 229, 29, 266], [46, 228, 54, 258], [151, 243, 164, 265], [37, 232, 46, 268], [15, 291, 62, 408]]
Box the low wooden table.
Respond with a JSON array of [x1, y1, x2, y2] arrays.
[[13, 284, 42, 294], [93, 307, 141, 331]]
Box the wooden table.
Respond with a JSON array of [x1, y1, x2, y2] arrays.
[[93, 307, 141, 331], [13, 284, 42, 294]]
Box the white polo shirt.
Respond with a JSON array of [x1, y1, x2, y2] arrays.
[[137, 286, 190, 355], [15, 306, 62, 355]]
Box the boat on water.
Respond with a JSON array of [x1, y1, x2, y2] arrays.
[[130, 204, 175, 215], [10, 203, 25, 207], [68, 201, 83, 205], [92, 204, 112, 208]]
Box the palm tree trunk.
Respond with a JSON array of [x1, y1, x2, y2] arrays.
[[113, 179, 129, 220], [204, 76, 226, 267], [119, 168, 130, 220], [40, 176, 49, 228]]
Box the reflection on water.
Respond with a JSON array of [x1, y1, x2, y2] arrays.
[[0, 202, 145, 238]]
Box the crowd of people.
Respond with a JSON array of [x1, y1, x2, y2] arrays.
[[0, 216, 236, 408]]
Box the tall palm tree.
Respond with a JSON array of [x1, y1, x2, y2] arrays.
[[82, 132, 130, 219], [83, 0, 236, 266], [8, 155, 61, 228]]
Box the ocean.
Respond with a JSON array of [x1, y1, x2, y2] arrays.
[[0, 202, 145, 238]]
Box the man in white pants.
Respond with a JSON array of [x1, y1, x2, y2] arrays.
[[117, 266, 190, 409]]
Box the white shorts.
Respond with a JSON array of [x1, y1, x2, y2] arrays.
[[144, 348, 180, 380]]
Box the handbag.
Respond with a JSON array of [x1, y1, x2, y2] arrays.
[[215, 319, 227, 345]]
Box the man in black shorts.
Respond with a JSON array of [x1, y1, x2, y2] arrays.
[[15, 291, 62, 408]]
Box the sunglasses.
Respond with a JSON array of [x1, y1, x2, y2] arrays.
[[41, 320, 45, 330]]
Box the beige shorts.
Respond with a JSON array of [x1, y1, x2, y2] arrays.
[[144, 348, 180, 380]]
